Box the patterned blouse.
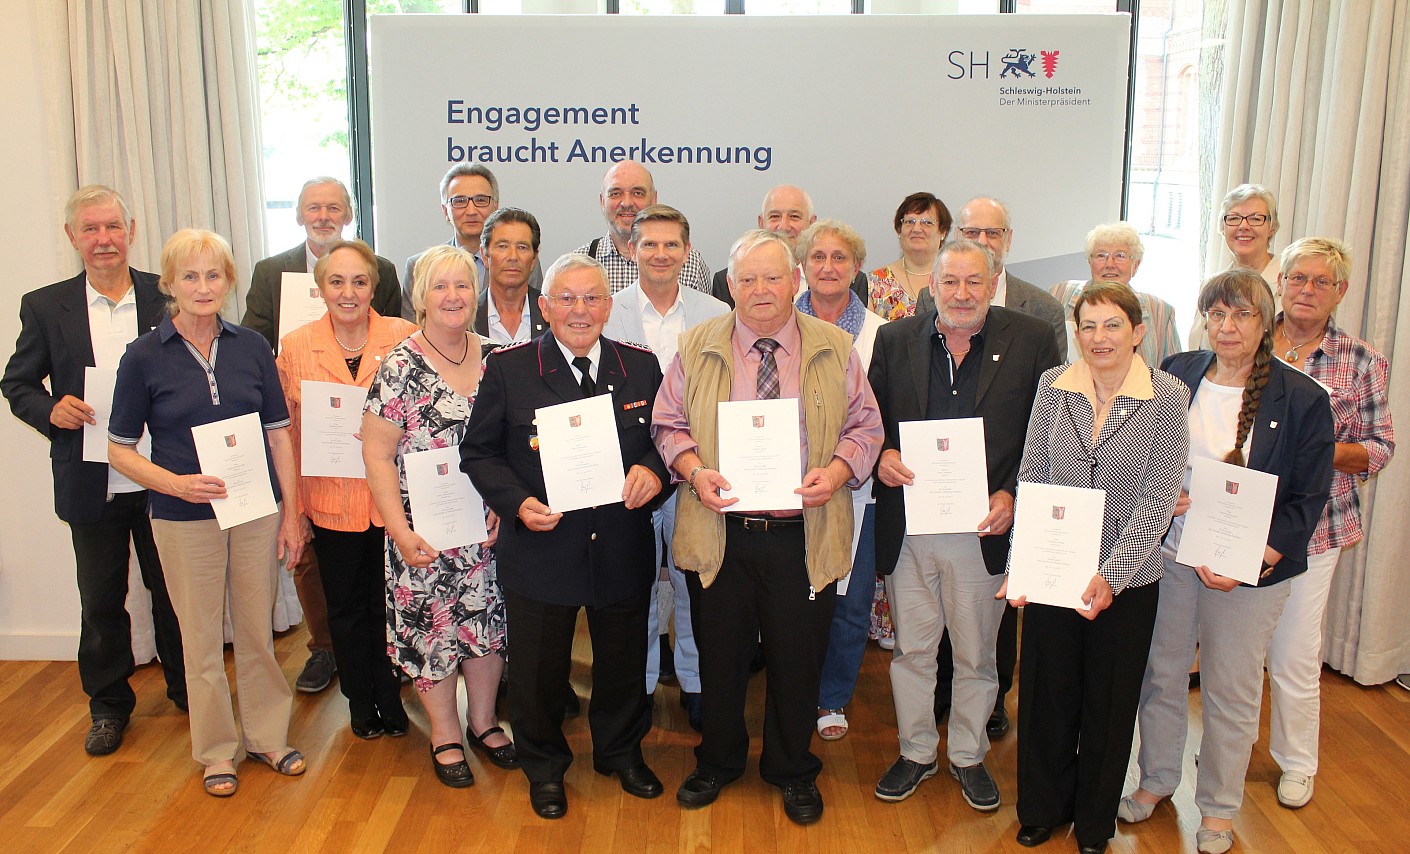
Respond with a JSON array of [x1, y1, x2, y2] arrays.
[[867, 265, 928, 321]]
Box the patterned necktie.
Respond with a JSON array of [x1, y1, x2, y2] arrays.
[[754, 338, 780, 400], [572, 355, 595, 397]]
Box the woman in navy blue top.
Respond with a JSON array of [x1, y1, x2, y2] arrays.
[[108, 229, 308, 797]]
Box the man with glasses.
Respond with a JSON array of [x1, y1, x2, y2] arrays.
[[461, 253, 669, 820], [868, 238, 1059, 810], [242, 176, 401, 695], [573, 160, 711, 295], [917, 197, 1065, 739], [403, 164, 544, 318]]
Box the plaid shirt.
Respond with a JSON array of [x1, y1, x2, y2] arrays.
[[572, 232, 712, 295], [1288, 315, 1396, 553]]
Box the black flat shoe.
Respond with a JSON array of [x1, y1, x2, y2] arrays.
[[381, 713, 410, 738], [781, 781, 824, 825], [1016, 825, 1053, 847], [350, 716, 384, 740], [677, 769, 725, 807], [1077, 842, 1108, 854], [596, 763, 663, 799], [430, 744, 473, 788], [529, 781, 567, 819], [466, 725, 519, 769]]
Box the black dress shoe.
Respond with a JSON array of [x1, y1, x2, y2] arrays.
[[350, 716, 385, 740], [1077, 843, 1108, 854], [987, 706, 1010, 739], [658, 634, 677, 684], [678, 691, 703, 732], [781, 781, 824, 825], [170, 692, 189, 713], [1016, 825, 1053, 847], [677, 769, 725, 807], [85, 717, 128, 756], [596, 763, 663, 799], [466, 725, 519, 769], [430, 744, 473, 788], [381, 713, 410, 737], [529, 781, 567, 819]]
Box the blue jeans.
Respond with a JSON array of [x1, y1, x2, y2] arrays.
[[817, 503, 876, 709]]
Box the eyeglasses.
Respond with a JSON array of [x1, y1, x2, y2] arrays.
[[545, 293, 608, 309], [1203, 309, 1261, 326], [958, 227, 1009, 241], [1223, 213, 1269, 227], [446, 194, 494, 210], [902, 217, 938, 229], [1282, 273, 1342, 292], [1092, 251, 1132, 263]]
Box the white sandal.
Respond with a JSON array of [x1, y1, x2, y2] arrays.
[[816, 709, 848, 741]]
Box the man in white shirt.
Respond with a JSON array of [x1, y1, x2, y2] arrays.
[[603, 205, 728, 730], [476, 207, 546, 345], [2, 185, 186, 755]]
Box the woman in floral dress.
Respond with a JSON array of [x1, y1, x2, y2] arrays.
[[363, 245, 512, 788]]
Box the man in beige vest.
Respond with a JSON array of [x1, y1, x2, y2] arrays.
[[651, 229, 882, 825]]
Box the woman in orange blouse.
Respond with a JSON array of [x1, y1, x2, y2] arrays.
[[277, 239, 417, 739]]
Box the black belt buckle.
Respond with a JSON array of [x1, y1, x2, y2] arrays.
[[727, 513, 799, 532]]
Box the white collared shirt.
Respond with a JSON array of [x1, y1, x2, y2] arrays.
[[636, 281, 685, 370], [992, 268, 1010, 308], [305, 242, 320, 273], [557, 339, 602, 388], [486, 289, 533, 345], [86, 278, 143, 493]]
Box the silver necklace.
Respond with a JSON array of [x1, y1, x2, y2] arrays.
[[1280, 327, 1320, 361]]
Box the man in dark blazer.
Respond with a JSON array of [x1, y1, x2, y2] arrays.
[[461, 253, 668, 820], [867, 239, 1060, 808], [1, 185, 185, 755], [239, 177, 398, 695], [242, 176, 401, 351], [710, 184, 869, 307], [473, 207, 546, 344]]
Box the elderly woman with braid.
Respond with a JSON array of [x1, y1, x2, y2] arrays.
[[1118, 269, 1334, 854]]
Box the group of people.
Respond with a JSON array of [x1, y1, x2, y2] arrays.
[[0, 164, 1392, 854]]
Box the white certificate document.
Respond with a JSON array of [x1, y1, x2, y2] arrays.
[[277, 272, 327, 349], [82, 366, 151, 463], [1176, 457, 1278, 585], [899, 417, 990, 535], [717, 398, 803, 513], [1008, 481, 1107, 610], [191, 413, 278, 529], [300, 381, 368, 478], [536, 393, 625, 513], [404, 446, 489, 551]]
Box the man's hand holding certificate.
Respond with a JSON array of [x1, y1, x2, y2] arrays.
[[536, 393, 626, 513], [1008, 481, 1107, 610], [191, 412, 278, 529], [898, 418, 990, 535], [716, 398, 803, 512], [300, 380, 368, 478], [1175, 456, 1278, 585]]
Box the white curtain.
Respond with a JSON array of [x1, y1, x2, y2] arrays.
[[47, 2, 301, 659], [1209, 0, 1410, 684], [60, 0, 266, 317]]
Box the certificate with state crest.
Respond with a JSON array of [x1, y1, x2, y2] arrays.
[[716, 398, 803, 513], [1008, 481, 1106, 610], [899, 417, 990, 535], [536, 393, 625, 513], [1175, 457, 1278, 585]]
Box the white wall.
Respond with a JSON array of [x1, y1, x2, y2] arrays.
[[0, 2, 84, 659]]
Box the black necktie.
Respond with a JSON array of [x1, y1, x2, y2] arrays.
[[572, 355, 596, 397]]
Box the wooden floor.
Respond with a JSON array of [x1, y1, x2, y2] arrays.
[[2, 621, 1407, 853]]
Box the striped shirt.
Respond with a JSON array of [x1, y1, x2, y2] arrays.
[[572, 232, 712, 295]]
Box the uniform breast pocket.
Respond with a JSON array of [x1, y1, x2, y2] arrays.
[[509, 405, 541, 453], [615, 405, 652, 455]]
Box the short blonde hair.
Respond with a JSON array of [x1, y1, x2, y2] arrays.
[[1280, 237, 1352, 284], [796, 219, 866, 268], [313, 239, 380, 290], [158, 229, 236, 315], [410, 244, 479, 327]]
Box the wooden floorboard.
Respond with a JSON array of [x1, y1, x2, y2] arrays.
[[2, 620, 1406, 852]]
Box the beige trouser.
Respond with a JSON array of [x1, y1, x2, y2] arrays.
[[152, 510, 293, 765]]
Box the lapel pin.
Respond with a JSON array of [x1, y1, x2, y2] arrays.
[[1270, 421, 1279, 429], [992, 354, 1000, 361], [608, 384, 615, 392]]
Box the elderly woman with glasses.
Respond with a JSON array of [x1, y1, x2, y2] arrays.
[[1190, 184, 1282, 350], [1120, 269, 1334, 854], [1261, 238, 1394, 809], [1050, 222, 1182, 368], [868, 192, 953, 321]]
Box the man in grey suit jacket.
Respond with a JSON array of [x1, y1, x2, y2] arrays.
[[868, 239, 1060, 808], [602, 205, 728, 731], [1, 185, 186, 755], [474, 207, 547, 344], [242, 177, 401, 351], [402, 164, 543, 317]]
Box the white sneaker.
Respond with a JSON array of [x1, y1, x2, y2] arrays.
[[1395, 673, 1410, 692], [1277, 771, 1314, 808]]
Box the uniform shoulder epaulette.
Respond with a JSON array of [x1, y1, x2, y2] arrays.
[[616, 340, 654, 353], [491, 339, 533, 354]]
